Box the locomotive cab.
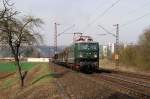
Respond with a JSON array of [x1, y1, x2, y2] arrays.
[[74, 42, 99, 72]]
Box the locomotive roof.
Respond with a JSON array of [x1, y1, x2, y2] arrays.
[[74, 41, 99, 44]]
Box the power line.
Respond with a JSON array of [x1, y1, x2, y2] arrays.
[[98, 0, 121, 18], [94, 0, 111, 13], [120, 1, 150, 20], [102, 12, 150, 36], [99, 12, 150, 33], [86, 0, 110, 22], [120, 12, 150, 28], [98, 25, 116, 37], [95, 1, 150, 33], [127, 2, 150, 15], [82, 0, 121, 32], [58, 24, 75, 36]]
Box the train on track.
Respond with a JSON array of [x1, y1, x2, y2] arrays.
[[53, 35, 99, 73]]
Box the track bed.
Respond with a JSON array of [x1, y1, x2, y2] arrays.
[[51, 62, 150, 99]]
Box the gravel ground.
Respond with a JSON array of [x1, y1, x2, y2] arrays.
[[51, 63, 135, 99]]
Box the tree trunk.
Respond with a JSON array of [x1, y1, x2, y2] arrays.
[[14, 55, 24, 87]]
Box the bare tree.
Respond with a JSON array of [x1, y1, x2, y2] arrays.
[[0, 0, 43, 87]]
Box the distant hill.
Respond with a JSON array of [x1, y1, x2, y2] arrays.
[[36, 46, 67, 57], [0, 46, 67, 58]]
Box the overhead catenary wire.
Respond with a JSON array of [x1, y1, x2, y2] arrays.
[[96, 1, 150, 32], [98, 11, 150, 33], [94, 1, 150, 47], [120, 1, 150, 20], [120, 12, 150, 28], [58, 24, 75, 36], [98, 24, 116, 37], [97, 12, 150, 34], [93, 0, 112, 15], [98, 0, 121, 19], [127, 2, 150, 15], [82, 0, 121, 32]]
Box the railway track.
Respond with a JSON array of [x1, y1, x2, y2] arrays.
[[88, 72, 150, 98], [51, 63, 150, 98], [104, 73, 150, 88], [76, 72, 149, 99], [72, 71, 149, 98], [103, 69, 150, 81], [51, 63, 133, 99]]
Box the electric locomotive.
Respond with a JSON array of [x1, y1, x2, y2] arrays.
[[54, 36, 99, 72]]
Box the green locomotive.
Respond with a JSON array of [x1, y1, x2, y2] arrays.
[[54, 36, 99, 72]]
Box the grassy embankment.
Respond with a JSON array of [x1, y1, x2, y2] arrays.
[[0, 62, 52, 89], [0, 62, 37, 89], [0, 62, 55, 99]]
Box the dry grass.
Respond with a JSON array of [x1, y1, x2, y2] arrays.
[[0, 63, 61, 99], [100, 59, 150, 75]]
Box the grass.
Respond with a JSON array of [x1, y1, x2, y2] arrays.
[[0, 62, 38, 89], [100, 59, 150, 74], [0, 62, 37, 72], [0, 63, 55, 98], [0, 62, 50, 89], [0, 78, 17, 89], [31, 63, 52, 84]]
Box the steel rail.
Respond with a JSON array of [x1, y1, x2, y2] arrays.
[[101, 74, 150, 88], [51, 63, 150, 98], [78, 73, 150, 98]]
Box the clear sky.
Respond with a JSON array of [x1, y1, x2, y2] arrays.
[[8, 0, 150, 45]]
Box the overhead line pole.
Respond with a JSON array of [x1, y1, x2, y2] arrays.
[[54, 22, 59, 55], [98, 24, 119, 70], [54, 23, 75, 55], [113, 24, 119, 70], [53, 22, 60, 72]]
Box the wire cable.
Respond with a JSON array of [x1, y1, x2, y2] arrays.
[[120, 12, 150, 28], [120, 1, 150, 20], [58, 24, 75, 36], [82, 0, 121, 32]]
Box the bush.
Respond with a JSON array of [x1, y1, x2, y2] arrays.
[[120, 45, 137, 66], [119, 27, 150, 70]]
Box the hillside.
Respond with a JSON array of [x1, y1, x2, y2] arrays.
[[0, 46, 66, 58]]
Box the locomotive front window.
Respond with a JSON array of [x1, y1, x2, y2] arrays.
[[77, 43, 98, 50]]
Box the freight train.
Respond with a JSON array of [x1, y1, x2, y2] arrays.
[[53, 35, 99, 73]]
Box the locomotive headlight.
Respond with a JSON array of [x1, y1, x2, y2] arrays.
[[79, 53, 83, 58], [94, 54, 97, 58]]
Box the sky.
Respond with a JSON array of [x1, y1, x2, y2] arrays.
[[4, 0, 150, 46]]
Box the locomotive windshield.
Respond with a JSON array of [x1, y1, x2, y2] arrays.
[[77, 43, 98, 50]]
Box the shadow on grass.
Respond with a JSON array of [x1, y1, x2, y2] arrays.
[[32, 70, 69, 85]]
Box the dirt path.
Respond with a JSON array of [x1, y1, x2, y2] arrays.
[[0, 72, 15, 79]]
